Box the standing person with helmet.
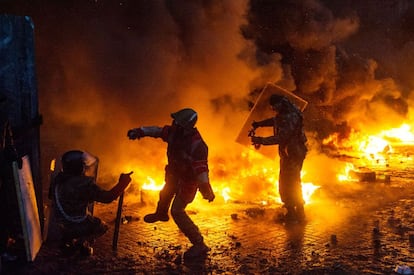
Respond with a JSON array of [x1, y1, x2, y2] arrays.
[[49, 150, 133, 255], [127, 108, 215, 259], [250, 94, 308, 223]]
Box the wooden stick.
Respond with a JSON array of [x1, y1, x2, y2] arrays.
[[112, 192, 124, 251]]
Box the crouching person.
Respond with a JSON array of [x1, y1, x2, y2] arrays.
[[49, 150, 132, 256]]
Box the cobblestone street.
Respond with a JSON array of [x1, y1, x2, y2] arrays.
[[3, 174, 414, 274]]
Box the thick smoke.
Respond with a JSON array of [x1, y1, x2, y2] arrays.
[[2, 1, 259, 182], [242, 0, 414, 142]]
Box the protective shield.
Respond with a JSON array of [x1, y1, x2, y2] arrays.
[[83, 151, 99, 179], [236, 83, 308, 159], [83, 152, 99, 215], [13, 156, 42, 262]]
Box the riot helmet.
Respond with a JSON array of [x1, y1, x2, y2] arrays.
[[171, 108, 198, 129], [61, 150, 84, 175]]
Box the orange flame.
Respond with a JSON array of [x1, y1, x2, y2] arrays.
[[141, 176, 164, 191], [136, 151, 320, 205]]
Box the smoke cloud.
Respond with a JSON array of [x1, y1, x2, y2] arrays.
[[242, 0, 414, 141]]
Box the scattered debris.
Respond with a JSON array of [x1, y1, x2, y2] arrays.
[[245, 207, 265, 218], [350, 168, 376, 182], [409, 232, 414, 246], [228, 234, 238, 240], [330, 234, 337, 245], [373, 220, 380, 234], [121, 215, 135, 224], [173, 254, 181, 265]]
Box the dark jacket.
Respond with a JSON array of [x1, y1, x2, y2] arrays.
[[258, 102, 307, 159], [161, 125, 209, 179]]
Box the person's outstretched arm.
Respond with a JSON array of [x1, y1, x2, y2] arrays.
[[127, 127, 163, 139], [93, 172, 133, 203]]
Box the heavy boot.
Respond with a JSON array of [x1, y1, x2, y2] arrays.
[[183, 241, 210, 259], [143, 201, 170, 223], [60, 238, 79, 256], [144, 212, 169, 223], [78, 240, 93, 257]]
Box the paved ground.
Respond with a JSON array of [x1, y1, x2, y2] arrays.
[[3, 171, 414, 275]]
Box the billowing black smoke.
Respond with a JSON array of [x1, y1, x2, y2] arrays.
[[242, 0, 414, 142]]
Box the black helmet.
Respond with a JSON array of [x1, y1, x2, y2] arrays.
[[61, 150, 84, 175], [269, 94, 290, 111], [269, 94, 287, 106], [171, 108, 198, 129]]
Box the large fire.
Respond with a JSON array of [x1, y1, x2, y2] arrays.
[[112, 121, 414, 210], [134, 147, 321, 207], [327, 123, 414, 182], [132, 122, 414, 207]]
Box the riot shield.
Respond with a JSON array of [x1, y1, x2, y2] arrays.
[[13, 156, 42, 262], [236, 83, 308, 159], [83, 152, 99, 215]]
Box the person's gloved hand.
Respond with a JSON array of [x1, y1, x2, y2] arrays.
[[119, 171, 133, 189], [251, 136, 263, 145], [127, 128, 144, 140], [199, 182, 215, 202], [251, 121, 260, 129]]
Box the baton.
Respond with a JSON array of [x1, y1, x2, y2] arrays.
[[112, 191, 124, 251]]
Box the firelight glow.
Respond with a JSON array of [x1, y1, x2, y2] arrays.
[[139, 165, 320, 205], [134, 124, 414, 206], [381, 123, 414, 144], [141, 176, 164, 191], [337, 162, 357, 182], [324, 123, 414, 162], [332, 123, 414, 181]]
